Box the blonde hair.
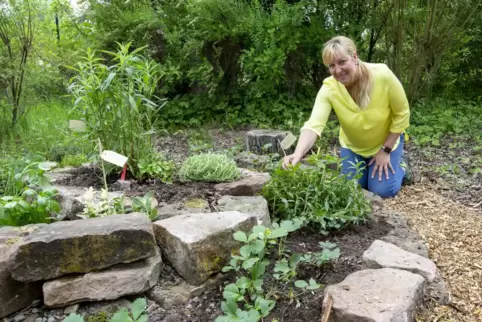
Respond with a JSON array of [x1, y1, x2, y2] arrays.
[[322, 36, 372, 109]]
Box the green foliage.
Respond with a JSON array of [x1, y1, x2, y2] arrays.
[[68, 42, 164, 179], [60, 154, 90, 167], [408, 99, 482, 148], [0, 159, 60, 226], [64, 298, 148, 322], [218, 220, 340, 321], [179, 153, 240, 183], [138, 153, 175, 183], [262, 154, 371, 234]]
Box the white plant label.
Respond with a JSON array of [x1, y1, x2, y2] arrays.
[[101, 150, 128, 167], [280, 133, 297, 150]]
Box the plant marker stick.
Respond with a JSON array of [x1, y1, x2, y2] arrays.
[[120, 163, 127, 181]]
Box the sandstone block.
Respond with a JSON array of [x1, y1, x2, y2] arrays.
[[214, 171, 270, 196], [43, 249, 162, 307], [9, 213, 156, 282], [153, 211, 257, 285], [216, 195, 271, 225], [0, 229, 42, 318], [323, 268, 425, 322], [363, 240, 437, 282]]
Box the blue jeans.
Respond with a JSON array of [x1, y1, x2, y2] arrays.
[[340, 134, 406, 198]]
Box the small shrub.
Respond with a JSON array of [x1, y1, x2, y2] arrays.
[[179, 153, 240, 182], [138, 152, 175, 183], [262, 154, 370, 234], [47, 145, 83, 163]]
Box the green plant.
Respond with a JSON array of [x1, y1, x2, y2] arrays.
[[217, 219, 340, 321], [179, 153, 240, 183], [138, 153, 175, 183], [68, 42, 164, 178], [60, 154, 90, 167], [0, 160, 60, 226], [64, 298, 148, 322], [262, 153, 371, 234]]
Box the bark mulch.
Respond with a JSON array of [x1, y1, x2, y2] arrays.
[[385, 184, 482, 322]]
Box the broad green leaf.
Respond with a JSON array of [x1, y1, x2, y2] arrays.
[[255, 297, 275, 317], [238, 309, 261, 321], [221, 300, 238, 316], [269, 228, 288, 239], [273, 260, 290, 273], [233, 231, 248, 242], [38, 161, 57, 171], [236, 277, 250, 289], [222, 266, 234, 272], [307, 278, 321, 290], [294, 280, 308, 288], [249, 240, 264, 254], [252, 225, 266, 235], [253, 279, 263, 292], [240, 245, 251, 258], [22, 189, 37, 197], [242, 258, 258, 270], [289, 253, 302, 268], [223, 284, 243, 302], [131, 298, 147, 320], [109, 308, 132, 322]]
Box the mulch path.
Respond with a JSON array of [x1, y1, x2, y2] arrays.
[[385, 184, 482, 322]]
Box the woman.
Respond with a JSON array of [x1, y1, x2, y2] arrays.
[[282, 35, 411, 198]]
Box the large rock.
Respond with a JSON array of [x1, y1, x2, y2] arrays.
[[157, 198, 210, 220], [43, 249, 162, 307], [216, 195, 271, 225], [323, 268, 425, 322], [153, 211, 257, 285], [0, 229, 42, 318], [362, 240, 437, 282], [214, 170, 270, 196], [234, 152, 271, 171], [147, 273, 224, 309], [9, 213, 157, 282]]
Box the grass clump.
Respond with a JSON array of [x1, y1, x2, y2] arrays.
[[262, 154, 371, 234], [179, 153, 240, 183]]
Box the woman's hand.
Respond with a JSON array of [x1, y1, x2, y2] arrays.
[[368, 150, 395, 181], [282, 153, 303, 169]]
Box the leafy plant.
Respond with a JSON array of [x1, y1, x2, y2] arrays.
[[138, 152, 175, 183], [179, 153, 240, 183], [64, 298, 148, 322], [68, 42, 165, 178], [60, 154, 90, 167], [0, 159, 60, 226], [217, 219, 339, 321], [262, 154, 371, 234]]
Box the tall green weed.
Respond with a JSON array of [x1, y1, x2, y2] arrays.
[[68, 42, 164, 178]]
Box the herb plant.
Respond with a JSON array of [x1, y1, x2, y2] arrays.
[[179, 153, 240, 183], [262, 154, 371, 234]]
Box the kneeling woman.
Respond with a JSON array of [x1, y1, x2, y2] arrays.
[[282, 35, 411, 198]]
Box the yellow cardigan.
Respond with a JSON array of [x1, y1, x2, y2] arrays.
[[301, 63, 410, 158]]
